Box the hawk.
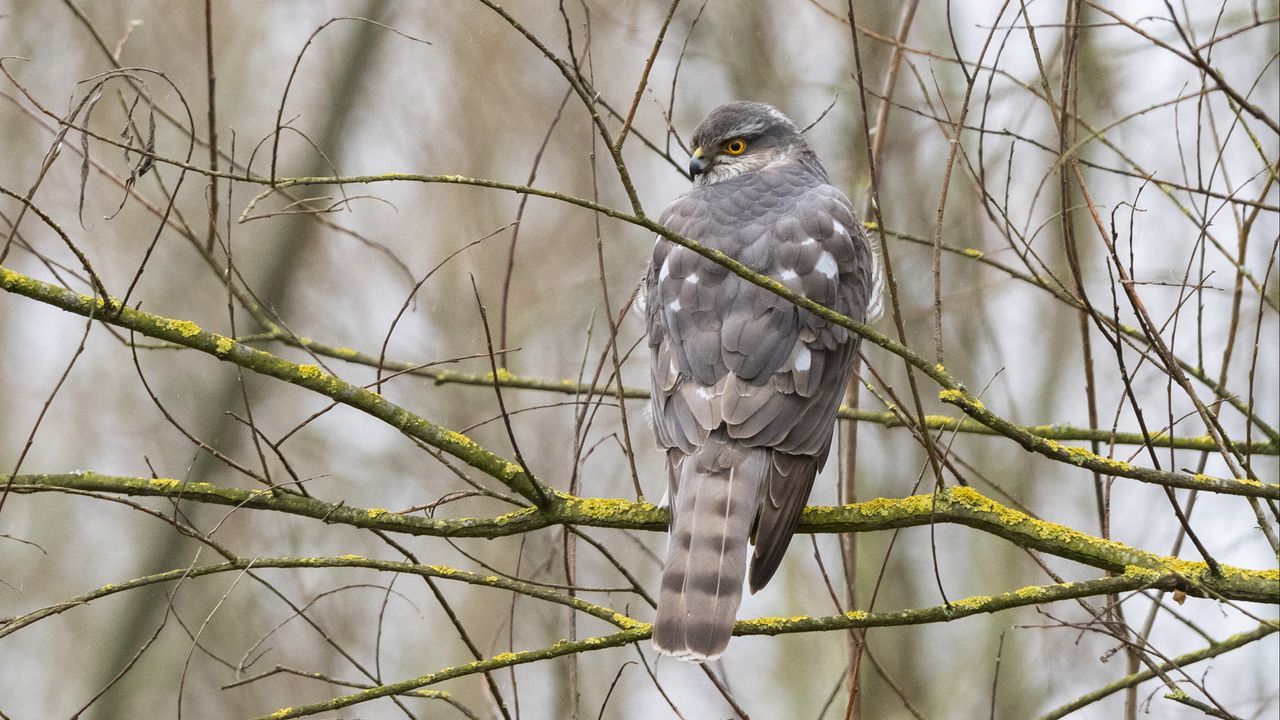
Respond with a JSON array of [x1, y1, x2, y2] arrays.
[[646, 101, 880, 661]]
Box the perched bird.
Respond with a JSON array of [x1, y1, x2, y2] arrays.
[[646, 101, 881, 661]]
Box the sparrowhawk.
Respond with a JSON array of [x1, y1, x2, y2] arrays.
[[646, 101, 881, 661]]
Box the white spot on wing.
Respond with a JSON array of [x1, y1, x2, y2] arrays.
[[794, 346, 811, 372], [687, 272, 699, 284], [659, 258, 670, 282], [668, 298, 682, 312], [779, 269, 798, 281], [816, 252, 838, 278], [696, 386, 715, 399]]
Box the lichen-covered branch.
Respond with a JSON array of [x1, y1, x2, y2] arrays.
[[245, 174, 1277, 486], [248, 313, 1277, 454], [0, 555, 640, 641], [1037, 621, 1279, 720], [6, 472, 552, 538], [0, 265, 546, 504], [216, 307, 1280, 456], [253, 573, 1273, 720], [11, 474, 1277, 604], [425, 366, 1273, 455], [3, 263, 1269, 498]]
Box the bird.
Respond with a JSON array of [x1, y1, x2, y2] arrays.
[[645, 101, 881, 662]]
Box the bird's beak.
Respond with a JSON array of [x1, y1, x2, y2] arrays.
[[689, 147, 707, 178]]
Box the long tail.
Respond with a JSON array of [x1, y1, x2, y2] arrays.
[[652, 436, 764, 662]]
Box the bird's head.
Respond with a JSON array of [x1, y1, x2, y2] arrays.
[[687, 101, 808, 185]]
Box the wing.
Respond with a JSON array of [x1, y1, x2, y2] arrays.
[[646, 165, 875, 460], [646, 166, 875, 590]]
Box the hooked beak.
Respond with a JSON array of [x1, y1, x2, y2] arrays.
[[689, 147, 707, 178]]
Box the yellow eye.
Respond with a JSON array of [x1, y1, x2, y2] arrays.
[[723, 139, 747, 155]]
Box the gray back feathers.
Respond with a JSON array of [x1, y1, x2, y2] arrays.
[[648, 102, 876, 661]]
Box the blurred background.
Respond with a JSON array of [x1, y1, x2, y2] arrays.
[[1, 1, 1276, 718]]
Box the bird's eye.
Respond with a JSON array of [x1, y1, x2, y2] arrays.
[[723, 139, 747, 155]]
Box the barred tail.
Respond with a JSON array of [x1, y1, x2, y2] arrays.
[[652, 437, 764, 662]]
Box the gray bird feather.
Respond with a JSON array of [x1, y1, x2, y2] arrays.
[[647, 101, 876, 661]]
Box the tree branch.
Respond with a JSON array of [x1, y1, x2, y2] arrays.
[[10, 474, 1278, 605]]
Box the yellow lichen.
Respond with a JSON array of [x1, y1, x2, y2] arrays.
[[1161, 558, 1207, 577], [613, 616, 645, 630], [214, 336, 235, 355], [937, 388, 982, 410], [747, 615, 810, 631], [297, 364, 323, 380], [1123, 565, 1162, 582], [337, 554, 363, 561], [565, 495, 649, 519], [490, 507, 538, 524], [853, 494, 936, 519], [166, 319, 202, 338], [491, 652, 518, 663], [949, 595, 993, 611], [443, 430, 482, 452], [950, 487, 1136, 557], [149, 478, 180, 489], [366, 508, 388, 519], [1014, 585, 1050, 600], [267, 709, 293, 719], [1056, 443, 1134, 472], [1193, 472, 1263, 488], [961, 247, 984, 259]]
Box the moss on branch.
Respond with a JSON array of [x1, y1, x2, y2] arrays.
[[7, 472, 548, 537], [4, 264, 1272, 497], [244, 331, 1276, 456], [0, 555, 639, 641], [252, 573, 1277, 720], [11, 474, 1277, 603], [0, 266, 547, 504], [1038, 621, 1279, 719]]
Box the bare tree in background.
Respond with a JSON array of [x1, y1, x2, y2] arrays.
[[1, 2, 1277, 718]]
